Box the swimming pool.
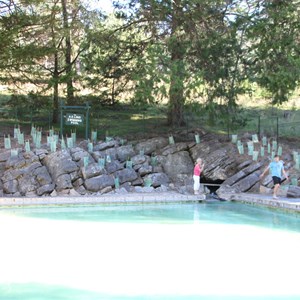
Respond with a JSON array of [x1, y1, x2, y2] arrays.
[[0, 202, 300, 300]]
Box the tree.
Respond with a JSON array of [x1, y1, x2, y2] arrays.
[[82, 13, 140, 106], [0, 0, 90, 121], [246, 0, 300, 104], [114, 0, 247, 127]]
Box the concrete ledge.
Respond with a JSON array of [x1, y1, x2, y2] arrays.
[[0, 192, 206, 207], [222, 192, 300, 213]]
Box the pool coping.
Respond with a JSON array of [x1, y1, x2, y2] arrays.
[[0, 192, 206, 207], [222, 192, 300, 213], [1, 192, 300, 213]]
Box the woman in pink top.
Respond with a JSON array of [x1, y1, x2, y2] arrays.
[[193, 158, 204, 195]]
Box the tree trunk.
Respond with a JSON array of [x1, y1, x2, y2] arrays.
[[61, 0, 75, 105], [167, 0, 185, 127], [52, 51, 59, 124]]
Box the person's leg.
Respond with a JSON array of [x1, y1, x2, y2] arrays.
[[273, 183, 280, 198], [193, 175, 200, 194]]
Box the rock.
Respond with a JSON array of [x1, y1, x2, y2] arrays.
[[190, 142, 238, 180], [69, 188, 81, 197], [237, 160, 253, 170], [50, 190, 58, 197], [70, 171, 80, 182], [134, 186, 155, 193], [131, 177, 144, 186], [73, 178, 84, 188], [161, 151, 194, 180], [70, 147, 88, 161], [131, 154, 148, 165], [106, 161, 124, 174], [34, 148, 48, 160], [94, 140, 118, 151], [153, 165, 164, 173], [25, 191, 37, 197], [3, 180, 18, 194], [18, 174, 39, 195], [34, 166, 52, 186], [58, 189, 71, 196], [287, 186, 300, 198], [116, 145, 136, 162], [100, 186, 113, 194], [144, 172, 170, 187], [98, 148, 118, 161], [56, 174, 73, 191], [160, 142, 189, 156], [75, 185, 87, 195], [115, 187, 129, 194], [70, 148, 95, 167], [0, 151, 10, 162], [43, 150, 78, 180], [2, 169, 22, 183], [115, 168, 138, 184], [135, 137, 168, 155], [155, 185, 169, 192], [81, 163, 107, 180], [5, 155, 26, 169], [221, 161, 265, 187], [261, 174, 273, 188], [120, 182, 134, 192], [37, 183, 55, 196], [138, 164, 153, 176], [217, 172, 261, 197], [259, 185, 272, 194], [84, 174, 115, 192]]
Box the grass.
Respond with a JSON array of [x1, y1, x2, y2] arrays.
[[0, 93, 300, 140]]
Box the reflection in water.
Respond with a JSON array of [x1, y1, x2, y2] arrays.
[[193, 204, 200, 224]]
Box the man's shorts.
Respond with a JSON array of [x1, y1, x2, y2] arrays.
[[272, 176, 282, 185]]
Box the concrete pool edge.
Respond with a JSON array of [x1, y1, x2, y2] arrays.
[[1, 192, 300, 213], [222, 192, 300, 213], [0, 192, 205, 207]]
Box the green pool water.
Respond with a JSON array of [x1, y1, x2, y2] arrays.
[[0, 202, 300, 300]]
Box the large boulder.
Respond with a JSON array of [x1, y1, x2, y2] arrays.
[[217, 161, 265, 197], [84, 174, 115, 192], [115, 168, 138, 184], [190, 142, 238, 181], [43, 150, 78, 180], [94, 140, 118, 151], [116, 145, 136, 162], [135, 137, 168, 155], [81, 163, 107, 180], [2, 151, 53, 196], [70, 147, 95, 167], [34, 166, 53, 186], [144, 172, 170, 188], [37, 183, 55, 196], [160, 151, 194, 181], [131, 154, 148, 166], [287, 186, 300, 198], [56, 174, 73, 191], [160, 142, 189, 156], [106, 161, 124, 174], [3, 179, 18, 194]]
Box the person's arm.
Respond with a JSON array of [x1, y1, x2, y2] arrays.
[[282, 167, 288, 180], [260, 166, 269, 178], [201, 162, 205, 171]]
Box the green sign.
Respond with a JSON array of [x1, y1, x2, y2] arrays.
[[65, 113, 84, 125]]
